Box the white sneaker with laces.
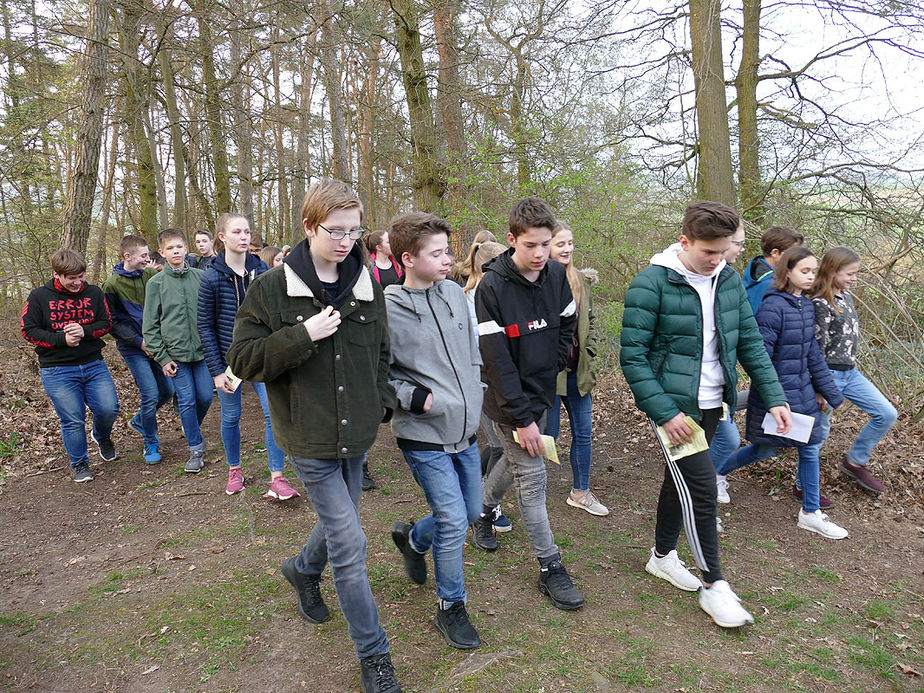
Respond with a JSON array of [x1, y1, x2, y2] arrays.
[[645, 547, 702, 591], [797, 509, 848, 539], [567, 489, 610, 516], [699, 579, 754, 628], [716, 474, 730, 504]]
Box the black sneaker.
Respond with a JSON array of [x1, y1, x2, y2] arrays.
[[470, 515, 498, 552], [362, 462, 378, 491], [359, 652, 401, 693], [89, 431, 117, 461], [434, 601, 481, 649], [71, 462, 94, 483], [281, 556, 330, 623], [390, 522, 426, 585], [538, 561, 585, 610]]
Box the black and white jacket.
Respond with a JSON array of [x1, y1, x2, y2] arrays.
[[813, 292, 860, 370]]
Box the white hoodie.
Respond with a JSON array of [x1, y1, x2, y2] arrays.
[[650, 243, 726, 409]]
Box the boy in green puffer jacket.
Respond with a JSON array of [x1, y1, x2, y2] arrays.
[[620, 200, 791, 629]]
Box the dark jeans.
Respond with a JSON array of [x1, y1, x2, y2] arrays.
[[653, 408, 723, 584], [123, 352, 174, 445], [40, 360, 119, 468]]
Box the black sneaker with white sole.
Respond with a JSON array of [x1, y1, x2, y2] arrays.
[[71, 462, 94, 483], [538, 560, 585, 610], [89, 431, 117, 461]]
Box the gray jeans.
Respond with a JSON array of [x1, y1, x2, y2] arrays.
[[481, 413, 559, 561]]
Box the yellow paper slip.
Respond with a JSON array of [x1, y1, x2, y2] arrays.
[[655, 416, 709, 462], [512, 431, 560, 464]]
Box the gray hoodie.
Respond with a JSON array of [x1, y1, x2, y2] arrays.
[[384, 279, 484, 453]]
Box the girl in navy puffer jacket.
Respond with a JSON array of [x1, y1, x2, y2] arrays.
[[716, 247, 849, 539]]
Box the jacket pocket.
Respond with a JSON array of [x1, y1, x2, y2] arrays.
[[345, 311, 379, 346]]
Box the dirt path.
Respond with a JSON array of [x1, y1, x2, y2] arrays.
[[1, 359, 922, 692]]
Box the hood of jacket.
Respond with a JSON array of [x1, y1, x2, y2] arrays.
[[649, 242, 727, 281], [113, 261, 146, 279], [209, 251, 266, 279], [484, 248, 553, 289]]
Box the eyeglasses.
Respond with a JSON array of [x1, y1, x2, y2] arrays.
[[318, 224, 365, 240]]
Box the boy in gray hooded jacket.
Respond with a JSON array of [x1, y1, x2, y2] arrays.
[[385, 212, 485, 651]]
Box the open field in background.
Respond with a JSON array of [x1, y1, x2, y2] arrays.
[[1, 354, 922, 692]]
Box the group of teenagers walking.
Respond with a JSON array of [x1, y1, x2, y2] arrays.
[[21, 180, 895, 693]]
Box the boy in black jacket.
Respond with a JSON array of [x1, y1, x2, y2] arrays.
[[21, 248, 120, 482], [472, 197, 584, 610]]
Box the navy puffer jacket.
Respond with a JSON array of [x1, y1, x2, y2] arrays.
[[197, 252, 270, 377], [745, 288, 844, 447]]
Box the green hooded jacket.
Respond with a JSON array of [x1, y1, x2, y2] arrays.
[[556, 269, 597, 397], [142, 263, 205, 365]]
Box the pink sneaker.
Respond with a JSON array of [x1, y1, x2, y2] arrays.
[[226, 466, 244, 495], [266, 476, 300, 501]]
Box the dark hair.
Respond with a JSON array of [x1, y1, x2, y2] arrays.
[[682, 200, 740, 240], [120, 234, 147, 256], [509, 197, 556, 238], [771, 245, 815, 291], [364, 230, 387, 256], [149, 251, 165, 267], [157, 228, 186, 247], [389, 212, 453, 269], [760, 225, 804, 256], [51, 248, 87, 276]]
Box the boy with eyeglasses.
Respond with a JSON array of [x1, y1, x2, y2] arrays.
[[227, 179, 400, 693]]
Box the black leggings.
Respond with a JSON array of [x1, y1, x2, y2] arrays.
[[653, 408, 723, 584]]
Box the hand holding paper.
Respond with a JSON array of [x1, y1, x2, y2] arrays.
[[512, 430, 560, 464]]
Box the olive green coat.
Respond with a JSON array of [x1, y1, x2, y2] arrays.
[[556, 270, 597, 397]]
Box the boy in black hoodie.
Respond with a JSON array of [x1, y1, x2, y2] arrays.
[[471, 197, 584, 611], [21, 248, 119, 482]]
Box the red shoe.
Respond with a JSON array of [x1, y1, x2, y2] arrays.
[[265, 476, 300, 501], [226, 466, 244, 495], [791, 484, 834, 509], [839, 456, 884, 493]]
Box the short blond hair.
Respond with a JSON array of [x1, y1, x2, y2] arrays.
[[300, 179, 363, 230]]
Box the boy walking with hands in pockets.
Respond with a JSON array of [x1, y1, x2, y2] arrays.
[[227, 180, 400, 693]]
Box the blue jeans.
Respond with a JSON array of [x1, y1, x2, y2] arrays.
[[123, 352, 174, 445], [171, 360, 212, 449], [718, 443, 823, 512], [819, 368, 897, 466], [40, 360, 119, 468], [545, 370, 593, 491], [709, 412, 741, 473], [217, 381, 284, 471], [403, 443, 482, 605], [290, 455, 389, 659]]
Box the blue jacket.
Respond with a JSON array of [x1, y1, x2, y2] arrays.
[[742, 256, 774, 314], [197, 252, 269, 377], [744, 289, 844, 447], [102, 263, 159, 357]]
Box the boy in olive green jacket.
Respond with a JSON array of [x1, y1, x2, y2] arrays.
[[142, 229, 212, 472]]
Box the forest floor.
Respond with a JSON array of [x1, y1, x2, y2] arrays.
[[0, 346, 923, 693]]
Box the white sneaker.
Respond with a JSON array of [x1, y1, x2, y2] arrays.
[[716, 475, 730, 504], [699, 580, 754, 628], [567, 489, 610, 517], [797, 509, 849, 539], [645, 548, 702, 591], [716, 515, 724, 534]]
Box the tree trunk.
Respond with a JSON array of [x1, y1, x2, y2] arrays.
[[689, 0, 735, 206], [270, 31, 289, 237], [158, 39, 188, 229], [356, 35, 381, 218], [433, 0, 465, 206], [317, 0, 350, 182], [292, 29, 318, 234], [61, 0, 111, 253], [91, 117, 120, 283], [735, 0, 762, 220], [194, 0, 232, 215], [229, 4, 253, 222], [390, 0, 443, 211]]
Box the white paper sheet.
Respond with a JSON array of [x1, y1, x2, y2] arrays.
[[762, 410, 814, 444]]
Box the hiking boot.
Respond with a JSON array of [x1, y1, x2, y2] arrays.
[[281, 556, 330, 623], [359, 652, 401, 693], [491, 504, 512, 532], [225, 465, 244, 492], [716, 474, 730, 504], [645, 547, 702, 591], [839, 456, 884, 494], [538, 560, 585, 610], [434, 601, 481, 649], [797, 509, 849, 539], [567, 489, 609, 516], [129, 414, 144, 436], [792, 484, 833, 509], [470, 515, 498, 552], [185, 446, 205, 474], [143, 443, 161, 464], [71, 462, 94, 483], [362, 461, 378, 491], [699, 580, 754, 628], [265, 476, 300, 500], [391, 522, 426, 585], [90, 431, 117, 462]]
